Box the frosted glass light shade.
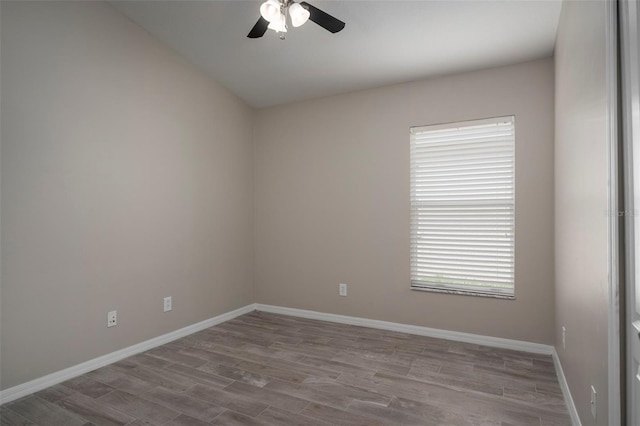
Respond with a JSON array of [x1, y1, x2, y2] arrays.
[[289, 3, 310, 27], [267, 12, 287, 32], [260, 0, 281, 23]]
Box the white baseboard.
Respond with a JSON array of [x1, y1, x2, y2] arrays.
[[0, 303, 257, 405], [255, 304, 554, 355], [552, 349, 582, 426]]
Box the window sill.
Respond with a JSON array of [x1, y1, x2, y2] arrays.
[[410, 285, 515, 300]]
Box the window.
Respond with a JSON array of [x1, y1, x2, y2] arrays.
[[410, 116, 515, 298]]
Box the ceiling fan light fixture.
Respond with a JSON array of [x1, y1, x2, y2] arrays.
[[248, 0, 344, 39], [260, 0, 281, 23], [289, 2, 310, 27]]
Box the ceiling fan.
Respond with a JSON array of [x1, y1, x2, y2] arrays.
[[247, 0, 345, 39]]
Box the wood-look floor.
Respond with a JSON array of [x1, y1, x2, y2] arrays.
[[1, 311, 571, 426]]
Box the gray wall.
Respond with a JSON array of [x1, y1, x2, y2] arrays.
[[1, 1, 254, 389], [554, 0, 610, 424], [254, 58, 556, 344]]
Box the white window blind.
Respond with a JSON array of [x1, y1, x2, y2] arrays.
[[410, 116, 515, 298]]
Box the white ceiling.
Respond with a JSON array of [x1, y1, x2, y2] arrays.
[[110, 0, 562, 108]]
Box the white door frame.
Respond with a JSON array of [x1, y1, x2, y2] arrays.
[[619, 0, 640, 424], [606, 1, 621, 425]]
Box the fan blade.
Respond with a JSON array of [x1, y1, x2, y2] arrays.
[[247, 16, 269, 38], [300, 2, 345, 33]]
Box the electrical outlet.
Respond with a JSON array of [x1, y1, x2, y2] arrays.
[[107, 310, 117, 327], [164, 296, 172, 312], [590, 385, 597, 419], [339, 283, 347, 297], [562, 326, 566, 349]]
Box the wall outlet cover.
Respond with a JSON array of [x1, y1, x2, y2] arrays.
[[339, 283, 347, 297], [107, 310, 117, 327]]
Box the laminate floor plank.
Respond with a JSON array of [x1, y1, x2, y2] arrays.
[[216, 323, 304, 345], [109, 362, 195, 392], [208, 410, 270, 426], [265, 358, 342, 380], [96, 390, 178, 425], [301, 402, 387, 426], [198, 362, 273, 387], [55, 393, 134, 426], [347, 399, 444, 426], [0, 407, 37, 426], [535, 381, 564, 396], [540, 413, 573, 426], [256, 406, 332, 426], [84, 366, 156, 396], [124, 354, 172, 370], [177, 346, 243, 365], [224, 317, 284, 332], [165, 363, 235, 389], [33, 384, 77, 403], [300, 376, 391, 405], [406, 367, 505, 396], [203, 342, 341, 381], [377, 370, 565, 417], [141, 386, 225, 421], [163, 414, 211, 426], [5, 396, 90, 426], [269, 341, 340, 358], [60, 376, 116, 399], [330, 352, 411, 376], [295, 354, 378, 376], [144, 348, 208, 369], [185, 384, 269, 417], [236, 343, 306, 363], [2, 311, 571, 425], [263, 379, 355, 410], [335, 370, 432, 402], [502, 387, 568, 412], [387, 395, 481, 425], [233, 360, 309, 384], [335, 345, 416, 368], [264, 329, 333, 344], [223, 381, 310, 413], [192, 344, 273, 366], [474, 363, 560, 384]]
